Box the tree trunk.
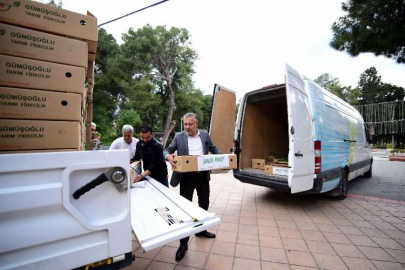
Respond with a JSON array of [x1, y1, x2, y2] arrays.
[[162, 79, 176, 148]]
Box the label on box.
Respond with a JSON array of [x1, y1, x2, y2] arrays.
[[273, 166, 290, 176], [197, 155, 230, 171]]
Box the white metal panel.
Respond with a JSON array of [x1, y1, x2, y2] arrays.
[[285, 64, 315, 193], [0, 150, 132, 270], [131, 178, 221, 252]]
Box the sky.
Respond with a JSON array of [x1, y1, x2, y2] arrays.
[[64, 0, 405, 99]]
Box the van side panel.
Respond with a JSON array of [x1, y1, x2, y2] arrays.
[[307, 82, 370, 192]]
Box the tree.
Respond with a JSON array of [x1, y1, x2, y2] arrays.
[[121, 25, 197, 147], [357, 67, 405, 104], [358, 67, 384, 104], [116, 109, 142, 136], [45, 0, 63, 7], [330, 0, 405, 64], [92, 29, 122, 144], [314, 73, 350, 102]]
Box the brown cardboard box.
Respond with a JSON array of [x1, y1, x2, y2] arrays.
[[87, 61, 94, 78], [0, 119, 80, 150], [252, 158, 271, 169], [0, 54, 85, 94], [0, 149, 79, 154], [0, 23, 88, 68], [88, 53, 96, 62], [0, 87, 81, 121], [173, 154, 237, 172], [86, 101, 92, 123], [0, 0, 98, 46], [265, 164, 290, 176]]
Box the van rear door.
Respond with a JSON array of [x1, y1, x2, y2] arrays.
[[285, 64, 315, 193], [209, 84, 237, 154]]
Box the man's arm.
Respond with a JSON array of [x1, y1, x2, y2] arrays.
[[144, 143, 162, 176], [164, 134, 179, 168]]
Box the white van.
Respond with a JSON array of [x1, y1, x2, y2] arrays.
[[209, 64, 373, 199]]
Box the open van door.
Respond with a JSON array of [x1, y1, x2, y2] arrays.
[[209, 84, 237, 154], [285, 64, 315, 193]]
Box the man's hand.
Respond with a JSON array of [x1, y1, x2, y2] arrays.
[[135, 174, 143, 183], [167, 154, 177, 169]]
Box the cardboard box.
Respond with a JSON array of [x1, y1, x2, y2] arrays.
[[173, 154, 237, 172], [0, 119, 80, 150], [0, 149, 79, 154], [86, 101, 92, 123], [252, 158, 271, 169], [0, 0, 98, 46], [88, 53, 96, 61], [130, 161, 141, 184], [0, 54, 85, 94], [0, 87, 81, 121], [264, 164, 290, 176], [0, 23, 88, 68]]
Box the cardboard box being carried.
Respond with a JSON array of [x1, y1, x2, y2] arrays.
[[252, 158, 271, 169], [173, 154, 237, 172], [0, 0, 98, 51], [0, 87, 81, 121], [0, 23, 88, 68], [0, 119, 80, 150], [0, 54, 85, 95]]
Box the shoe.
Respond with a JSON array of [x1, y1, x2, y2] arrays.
[[195, 230, 216, 238], [175, 243, 188, 261]]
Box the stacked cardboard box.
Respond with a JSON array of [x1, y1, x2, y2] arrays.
[[0, 0, 97, 153]]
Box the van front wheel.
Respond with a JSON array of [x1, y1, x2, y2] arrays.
[[338, 170, 348, 200]]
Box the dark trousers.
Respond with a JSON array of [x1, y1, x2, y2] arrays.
[[179, 172, 210, 245]]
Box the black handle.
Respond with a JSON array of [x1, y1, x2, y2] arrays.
[[344, 139, 357, 143], [73, 173, 109, 199], [294, 153, 303, 157]]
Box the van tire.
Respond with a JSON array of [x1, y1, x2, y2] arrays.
[[364, 163, 372, 178], [338, 170, 348, 200]]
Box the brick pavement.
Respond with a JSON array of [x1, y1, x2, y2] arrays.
[[127, 172, 405, 270]]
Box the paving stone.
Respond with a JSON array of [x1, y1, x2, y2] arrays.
[[330, 243, 366, 258], [341, 257, 378, 270], [261, 247, 288, 264], [306, 240, 337, 256], [357, 246, 396, 262], [286, 250, 318, 268], [371, 260, 405, 270], [313, 253, 349, 270]]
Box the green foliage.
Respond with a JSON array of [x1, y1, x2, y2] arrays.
[[330, 0, 405, 64], [358, 67, 405, 104], [386, 143, 393, 149], [45, 0, 63, 7], [92, 26, 210, 146], [314, 68, 405, 106], [116, 109, 142, 136]]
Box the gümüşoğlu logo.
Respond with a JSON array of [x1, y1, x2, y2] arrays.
[[0, 1, 20, 11], [0, 29, 5, 35]]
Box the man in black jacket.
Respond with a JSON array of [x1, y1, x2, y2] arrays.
[[131, 125, 168, 187]]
